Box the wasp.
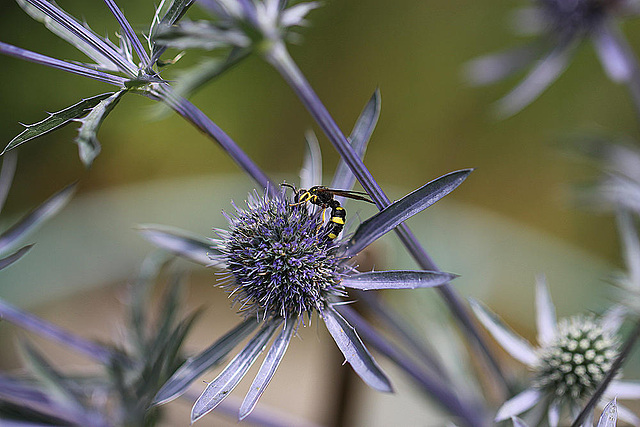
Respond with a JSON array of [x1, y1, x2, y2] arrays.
[[281, 183, 374, 240]]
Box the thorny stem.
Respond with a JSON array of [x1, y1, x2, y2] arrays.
[[155, 85, 275, 193], [571, 318, 640, 427], [338, 305, 486, 427], [263, 41, 510, 393]]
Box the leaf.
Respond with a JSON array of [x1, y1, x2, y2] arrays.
[[153, 318, 258, 405], [129, 251, 173, 353], [0, 244, 34, 271], [322, 305, 392, 392], [150, 0, 197, 62], [0, 297, 119, 365], [331, 89, 380, 193], [136, 223, 218, 266], [3, 93, 114, 155], [191, 320, 281, 423], [494, 38, 576, 117], [0, 183, 76, 255], [597, 399, 617, 427], [341, 270, 458, 291], [16, 0, 136, 74], [239, 316, 297, 420], [299, 130, 322, 190], [19, 340, 86, 412], [468, 299, 537, 366], [345, 169, 472, 257], [155, 20, 250, 51], [0, 150, 18, 212], [167, 48, 251, 97], [74, 90, 126, 167]]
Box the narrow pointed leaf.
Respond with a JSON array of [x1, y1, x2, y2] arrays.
[[495, 389, 542, 421], [153, 318, 258, 405], [342, 270, 457, 290], [597, 399, 617, 427], [0, 151, 17, 212], [322, 305, 392, 392], [469, 299, 537, 366], [150, 0, 197, 62], [0, 42, 127, 86], [0, 298, 118, 365], [20, 340, 88, 415], [331, 89, 380, 194], [3, 93, 114, 155], [495, 39, 576, 117], [462, 44, 539, 86], [239, 316, 297, 420], [161, 48, 250, 99], [136, 223, 218, 266], [592, 23, 632, 83], [129, 251, 173, 351], [300, 130, 322, 189], [17, 0, 137, 74], [0, 374, 76, 425], [75, 90, 125, 167], [191, 320, 281, 423], [511, 416, 530, 427], [0, 244, 34, 271], [535, 274, 556, 346], [0, 183, 76, 254], [345, 169, 472, 257]]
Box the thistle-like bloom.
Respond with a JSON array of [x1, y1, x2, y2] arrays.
[[464, 0, 640, 116], [143, 127, 470, 422], [471, 276, 640, 426]]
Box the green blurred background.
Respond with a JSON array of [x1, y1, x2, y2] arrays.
[[3, 0, 640, 423], [2, 0, 638, 263]]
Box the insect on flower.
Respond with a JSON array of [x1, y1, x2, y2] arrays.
[[281, 182, 375, 240]]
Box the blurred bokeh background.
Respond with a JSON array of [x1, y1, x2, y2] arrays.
[[1, 0, 640, 425]]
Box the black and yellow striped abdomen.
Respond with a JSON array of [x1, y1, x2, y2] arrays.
[[326, 202, 346, 240]]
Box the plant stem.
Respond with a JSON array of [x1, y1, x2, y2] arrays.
[[156, 85, 275, 193], [338, 305, 486, 427], [263, 41, 509, 393], [571, 318, 640, 427]]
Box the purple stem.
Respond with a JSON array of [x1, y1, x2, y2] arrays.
[[571, 319, 640, 427], [102, 0, 151, 67], [338, 305, 485, 427], [0, 298, 121, 366], [155, 85, 275, 192], [0, 42, 126, 87], [263, 41, 509, 392], [354, 290, 448, 378]]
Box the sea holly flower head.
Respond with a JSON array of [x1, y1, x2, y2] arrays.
[[141, 94, 471, 422], [471, 276, 640, 426], [464, 0, 640, 116], [157, 0, 319, 52], [213, 189, 347, 320]]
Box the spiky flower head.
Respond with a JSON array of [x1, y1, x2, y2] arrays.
[[212, 190, 346, 320], [533, 314, 619, 403]]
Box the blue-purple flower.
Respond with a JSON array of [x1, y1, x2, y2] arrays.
[[471, 276, 640, 426], [464, 0, 640, 116], [142, 124, 471, 422]]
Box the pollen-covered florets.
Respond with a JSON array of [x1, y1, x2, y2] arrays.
[[533, 314, 619, 402], [212, 191, 346, 320]]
